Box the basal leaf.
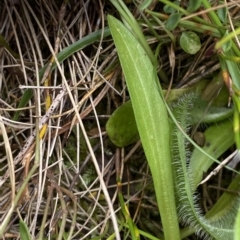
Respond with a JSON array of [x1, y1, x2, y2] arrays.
[[108, 15, 181, 239]]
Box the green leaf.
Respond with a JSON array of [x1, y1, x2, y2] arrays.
[[106, 100, 138, 147], [108, 15, 181, 240], [19, 220, 31, 240], [187, 0, 202, 13], [165, 13, 182, 31], [180, 31, 201, 54]]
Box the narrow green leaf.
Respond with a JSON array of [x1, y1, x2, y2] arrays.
[[108, 15, 181, 240]]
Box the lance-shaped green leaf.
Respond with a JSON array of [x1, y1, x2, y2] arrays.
[[108, 15, 181, 239]]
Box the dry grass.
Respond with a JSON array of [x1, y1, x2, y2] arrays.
[[0, 0, 126, 239]]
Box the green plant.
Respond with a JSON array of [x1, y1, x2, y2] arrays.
[[107, 0, 240, 238]]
